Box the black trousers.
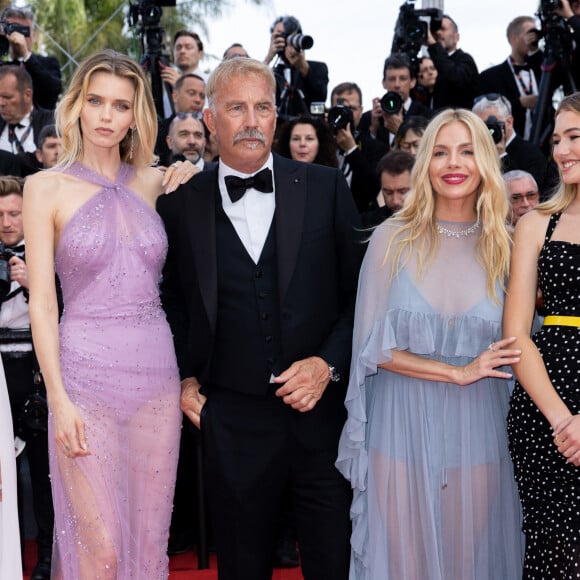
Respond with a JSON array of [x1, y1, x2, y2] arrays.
[[202, 387, 351, 580], [3, 353, 54, 557]]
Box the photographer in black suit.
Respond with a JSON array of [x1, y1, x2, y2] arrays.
[[358, 53, 431, 151], [159, 57, 361, 580], [424, 14, 479, 109], [329, 82, 387, 213], [479, 16, 542, 140], [0, 176, 53, 580], [473, 93, 550, 196], [0, 6, 61, 110], [264, 15, 328, 119]]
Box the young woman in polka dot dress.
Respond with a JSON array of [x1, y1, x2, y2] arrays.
[[505, 92, 580, 579]]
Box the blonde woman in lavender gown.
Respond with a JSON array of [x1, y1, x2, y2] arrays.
[[23, 50, 197, 579]]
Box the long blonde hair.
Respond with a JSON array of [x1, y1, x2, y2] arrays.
[[55, 49, 157, 168], [385, 108, 511, 302], [536, 92, 580, 215]]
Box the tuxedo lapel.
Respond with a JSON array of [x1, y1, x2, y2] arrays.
[[185, 170, 218, 335], [273, 154, 307, 304]]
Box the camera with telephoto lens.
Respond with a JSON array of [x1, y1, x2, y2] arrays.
[[391, 1, 442, 64], [327, 99, 354, 133], [381, 91, 403, 115], [0, 241, 19, 297], [485, 115, 505, 144], [0, 19, 31, 57], [276, 16, 314, 54]]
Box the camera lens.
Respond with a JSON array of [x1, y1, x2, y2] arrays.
[[327, 105, 354, 132], [380, 92, 403, 115]]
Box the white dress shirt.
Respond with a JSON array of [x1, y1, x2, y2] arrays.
[[218, 155, 275, 264]]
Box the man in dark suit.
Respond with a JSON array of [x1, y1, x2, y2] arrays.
[[264, 15, 328, 120], [329, 82, 387, 213], [1, 6, 62, 110], [358, 53, 432, 151], [0, 66, 54, 157], [158, 57, 361, 580], [479, 16, 541, 139], [472, 94, 549, 196], [424, 14, 479, 109]]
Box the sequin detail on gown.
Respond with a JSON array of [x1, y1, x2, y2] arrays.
[[50, 162, 181, 579], [508, 212, 580, 579]]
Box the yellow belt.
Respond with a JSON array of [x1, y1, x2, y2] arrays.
[[543, 315, 580, 327]]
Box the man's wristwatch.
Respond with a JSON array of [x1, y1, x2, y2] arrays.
[[328, 365, 341, 383]]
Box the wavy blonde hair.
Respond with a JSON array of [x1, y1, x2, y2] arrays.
[[55, 49, 157, 168], [536, 92, 580, 215], [385, 108, 511, 303]]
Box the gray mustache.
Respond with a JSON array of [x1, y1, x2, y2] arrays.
[[233, 129, 266, 144]]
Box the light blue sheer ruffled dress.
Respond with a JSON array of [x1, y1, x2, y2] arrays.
[[336, 220, 524, 580]]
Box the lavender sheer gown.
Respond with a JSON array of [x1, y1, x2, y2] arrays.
[[50, 162, 182, 579], [336, 220, 523, 579]]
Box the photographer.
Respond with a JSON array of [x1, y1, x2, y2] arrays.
[[0, 176, 53, 580], [329, 82, 387, 213], [555, 0, 580, 92], [0, 7, 62, 111], [425, 14, 479, 109], [473, 94, 549, 196], [479, 16, 542, 140], [264, 15, 328, 119], [359, 53, 431, 150]]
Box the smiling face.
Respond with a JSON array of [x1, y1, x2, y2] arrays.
[[553, 110, 580, 186], [429, 121, 480, 216], [289, 122, 319, 163], [204, 71, 276, 173], [79, 72, 135, 153]]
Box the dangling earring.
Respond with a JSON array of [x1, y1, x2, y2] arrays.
[[129, 128, 135, 159]]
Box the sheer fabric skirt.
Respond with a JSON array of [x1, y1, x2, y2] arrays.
[[348, 364, 523, 580], [50, 317, 181, 580]]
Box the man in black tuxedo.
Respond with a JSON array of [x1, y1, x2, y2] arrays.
[[264, 15, 328, 120], [0, 66, 54, 158], [1, 6, 62, 110], [479, 16, 542, 139], [158, 57, 361, 580]]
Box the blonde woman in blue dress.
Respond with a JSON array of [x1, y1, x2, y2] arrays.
[[337, 108, 524, 579]]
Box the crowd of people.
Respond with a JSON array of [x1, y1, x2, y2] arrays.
[[0, 2, 580, 580]]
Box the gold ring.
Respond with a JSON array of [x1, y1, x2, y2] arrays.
[[554, 436, 564, 445]]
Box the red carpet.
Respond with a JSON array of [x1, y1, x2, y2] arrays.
[[22, 541, 304, 579]]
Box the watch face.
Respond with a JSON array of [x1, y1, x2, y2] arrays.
[[329, 365, 340, 382]]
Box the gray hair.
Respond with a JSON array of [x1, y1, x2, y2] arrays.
[[503, 169, 538, 189], [206, 58, 276, 111], [473, 95, 512, 118]]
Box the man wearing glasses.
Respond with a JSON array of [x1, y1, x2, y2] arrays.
[[503, 170, 540, 226]]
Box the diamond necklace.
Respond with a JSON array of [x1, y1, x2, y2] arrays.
[[436, 221, 480, 238]]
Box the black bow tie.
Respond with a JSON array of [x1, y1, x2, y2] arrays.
[[3, 244, 24, 256], [513, 63, 531, 74], [224, 168, 273, 203]]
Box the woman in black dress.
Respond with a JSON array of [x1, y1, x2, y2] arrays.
[[505, 92, 580, 579]]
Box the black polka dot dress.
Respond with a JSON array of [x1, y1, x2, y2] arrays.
[[508, 212, 580, 579]]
